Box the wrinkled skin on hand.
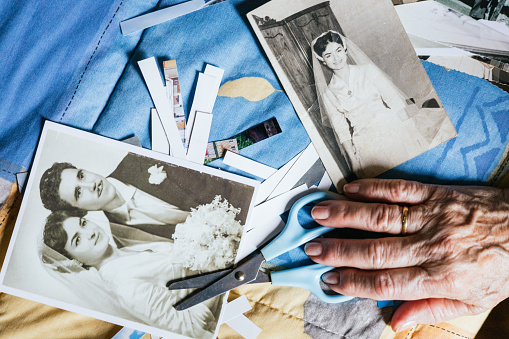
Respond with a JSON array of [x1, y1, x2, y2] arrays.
[[304, 178, 509, 332]]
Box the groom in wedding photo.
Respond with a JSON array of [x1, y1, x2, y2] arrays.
[[39, 152, 253, 239]]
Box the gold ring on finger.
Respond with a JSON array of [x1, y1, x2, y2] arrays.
[[401, 206, 409, 235]]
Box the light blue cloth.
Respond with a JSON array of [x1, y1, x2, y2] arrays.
[[1, 0, 509, 337], [0, 0, 166, 180]]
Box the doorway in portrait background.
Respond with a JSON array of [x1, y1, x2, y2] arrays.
[[253, 2, 354, 180]]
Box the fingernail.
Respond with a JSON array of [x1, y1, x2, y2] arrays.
[[395, 321, 416, 332], [311, 205, 329, 219], [304, 242, 322, 256], [322, 271, 340, 285], [344, 183, 359, 193]]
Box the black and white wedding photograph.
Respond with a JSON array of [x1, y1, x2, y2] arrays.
[[249, 0, 457, 188], [0, 122, 258, 339]]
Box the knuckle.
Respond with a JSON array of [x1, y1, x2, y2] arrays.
[[337, 269, 358, 294], [369, 204, 394, 233], [388, 179, 418, 201], [333, 201, 349, 218], [368, 240, 386, 270], [373, 271, 396, 299]]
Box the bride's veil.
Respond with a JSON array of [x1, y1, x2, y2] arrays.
[[37, 212, 140, 322]]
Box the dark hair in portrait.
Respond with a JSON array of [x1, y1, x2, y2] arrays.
[[313, 31, 344, 57], [43, 209, 86, 260], [40, 162, 81, 213]]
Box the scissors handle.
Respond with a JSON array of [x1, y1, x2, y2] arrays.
[[271, 264, 354, 303], [261, 191, 335, 261]]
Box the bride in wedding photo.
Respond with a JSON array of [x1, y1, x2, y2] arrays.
[[311, 30, 428, 178]]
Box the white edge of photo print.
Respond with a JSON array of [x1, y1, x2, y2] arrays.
[[0, 121, 260, 339], [247, 0, 457, 190]]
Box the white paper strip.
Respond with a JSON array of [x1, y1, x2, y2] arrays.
[[226, 314, 262, 339], [223, 151, 277, 180], [478, 19, 509, 37], [204, 64, 224, 105], [414, 48, 472, 57], [120, 0, 204, 35], [138, 57, 186, 159], [245, 183, 309, 237], [186, 111, 213, 164], [221, 296, 252, 324], [254, 150, 303, 206], [185, 72, 219, 148], [317, 170, 333, 191], [267, 144, 319, 200], [151, 109, 170, 155]]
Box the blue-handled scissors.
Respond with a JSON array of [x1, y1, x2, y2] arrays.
[[167, 191, 354, 310]]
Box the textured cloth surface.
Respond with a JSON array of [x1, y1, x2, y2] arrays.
[[0, 0, 508, 338]]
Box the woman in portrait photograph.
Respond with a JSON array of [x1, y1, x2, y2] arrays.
[[41, 209, 221, 339], [311, 30, 428, 178]]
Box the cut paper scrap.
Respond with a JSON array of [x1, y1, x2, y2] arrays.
[[213, 296, 261, 339], [426, 56, 495, 81], [186, 111, 213, 164], [267, 143, 319, 200], [151, 108, 170, 155], [163, 60, 186, 147], [185, 65, 224, 149], [317, 170, 333, 192], [238, 184, 310, 260], [396, 1, 509, 56], [255, 149, 303, 205], [138, 57, 186, 159], [220, 295, 252, 324], [290, 158, 326, 191], [218, 77, 279, 101], [223, 151, 277, 180], [205, 117, 282, 164], [120, 0, 210, 35], [226, 314, 262, 339], [16, 172, 28, 194], [120, 135, 142, 147], [408, 33, 473, 57], [245, 183, 309, 236]]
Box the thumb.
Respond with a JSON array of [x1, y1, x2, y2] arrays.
[[391, 298, 484, 332]]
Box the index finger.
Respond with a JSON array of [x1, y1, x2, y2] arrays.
[[343, 179, 438, 205], [311, 199, 422, 234]]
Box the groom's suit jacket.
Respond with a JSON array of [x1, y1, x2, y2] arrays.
[[104, 153, 255, 238]]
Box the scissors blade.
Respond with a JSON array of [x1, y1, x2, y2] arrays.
[[175, 250, 265, 310], [167, 268, 232, 289]]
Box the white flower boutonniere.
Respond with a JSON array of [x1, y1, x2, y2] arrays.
[[148, 164, 167, 184]]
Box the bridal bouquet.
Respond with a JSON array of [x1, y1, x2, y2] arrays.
[[172, 196, 243, 271]]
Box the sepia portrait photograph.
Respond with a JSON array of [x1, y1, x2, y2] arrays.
[[0, 122, 258, 339], [248, 0, 457, 188]]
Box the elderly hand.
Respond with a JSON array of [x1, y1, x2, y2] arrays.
[[304, 178, 509, 332]]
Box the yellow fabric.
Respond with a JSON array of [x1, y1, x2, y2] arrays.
[[380, 322, 476, 339], [218, 284, 311, 339]]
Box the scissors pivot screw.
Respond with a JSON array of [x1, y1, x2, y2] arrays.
[[235, 271, 246, 281]]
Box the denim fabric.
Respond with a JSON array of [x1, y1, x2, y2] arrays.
[[1, 1, 509, 338], [92, 0, 309, 175], [381, 61, 509, 185], [0, 0, 161, 181]]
